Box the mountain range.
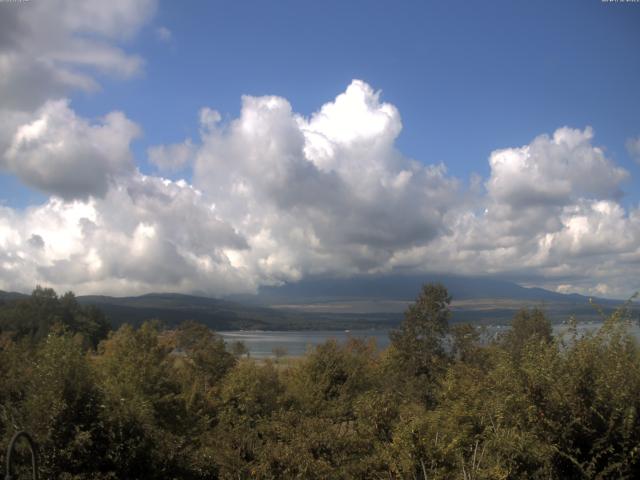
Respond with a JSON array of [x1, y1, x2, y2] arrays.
[[0, 275, 632, 331]]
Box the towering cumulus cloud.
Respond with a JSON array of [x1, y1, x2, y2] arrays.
[[3, 79, 638, 297], [193, 81, 460, 285]]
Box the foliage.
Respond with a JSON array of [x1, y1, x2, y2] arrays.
[[388, 282, 452, 405], [230, 340, 249, 358], [1, 286, 640, 479], [0, 287, 110, 347], [500, 307, 553, 359]]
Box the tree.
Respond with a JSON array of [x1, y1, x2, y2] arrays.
[[93, 321, 189, 479], [175, 321, 236, 387], [0, 287, 110, 347], [501, 307, 552, 359], [0, 329, 111, 478], [231, 340, 249, 358], [248, 338, 385, 478], [388, 283, 451, 404], [450, 323, 483, 364], [212, 360, 284, 478]]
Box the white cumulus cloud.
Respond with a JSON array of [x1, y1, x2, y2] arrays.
[[0, 0, 157, 200], [2, 100, 141, 200], [0, 72, 638, 298], [0, 0, 156, 110], [410, 126, 639, 297], [486, 127, 627, 209], [0, 173, 250, 296], [193, 80, 461, 284], [147, 139, 195, 172]]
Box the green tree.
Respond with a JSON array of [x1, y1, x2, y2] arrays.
[[450, 323, 482, 364], [501, 307, 553, 359], [388, 283, 451, 405], [175, 321, 236, 390], [230, 340, 249, 358], [0, 287, 109, 347], [243, 338, 390, 479], [212, 359, 284, 478], [93, 322, 193, 479], [0, 330, 111, 479]]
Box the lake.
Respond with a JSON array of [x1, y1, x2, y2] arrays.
[[220, 321, 640, 358], [220, 329, 391, 358]]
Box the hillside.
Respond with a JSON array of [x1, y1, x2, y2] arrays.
[[2, 275, 632, 330], [232, 274, 595, 303], [75, 292, 395, 331], [229, 274, 627, 325]]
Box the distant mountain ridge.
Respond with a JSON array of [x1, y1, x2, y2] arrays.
[[230, 274, 599, 304], [228, 274, 627, 325], [1, 275, 629, 330], [75, 293, 294, 330], [0, 290, 29, 302]]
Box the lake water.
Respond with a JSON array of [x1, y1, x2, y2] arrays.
[[220, 321, 640, 358], [220, 329, 391, 358]]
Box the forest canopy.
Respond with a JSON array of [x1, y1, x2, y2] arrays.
[[1, 285, 639, 479]]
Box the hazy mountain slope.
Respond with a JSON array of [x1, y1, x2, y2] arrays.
[[230, 274, 597, 304], [228, 275, 627, 325], [77, 293, 278, 330], [4, 274, 631, 331], [76, 293, 395, 331], [0, 290, 29, 303]]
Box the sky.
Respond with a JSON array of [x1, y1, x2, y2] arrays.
[[0, 0, 639, 298]]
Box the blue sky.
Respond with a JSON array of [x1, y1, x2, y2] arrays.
[[69, 0, 640, 196], [0, 0, 639, 298]]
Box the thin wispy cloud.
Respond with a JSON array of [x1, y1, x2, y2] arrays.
[[155, 26, 172, 43], [627, 136, 640, 164]]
